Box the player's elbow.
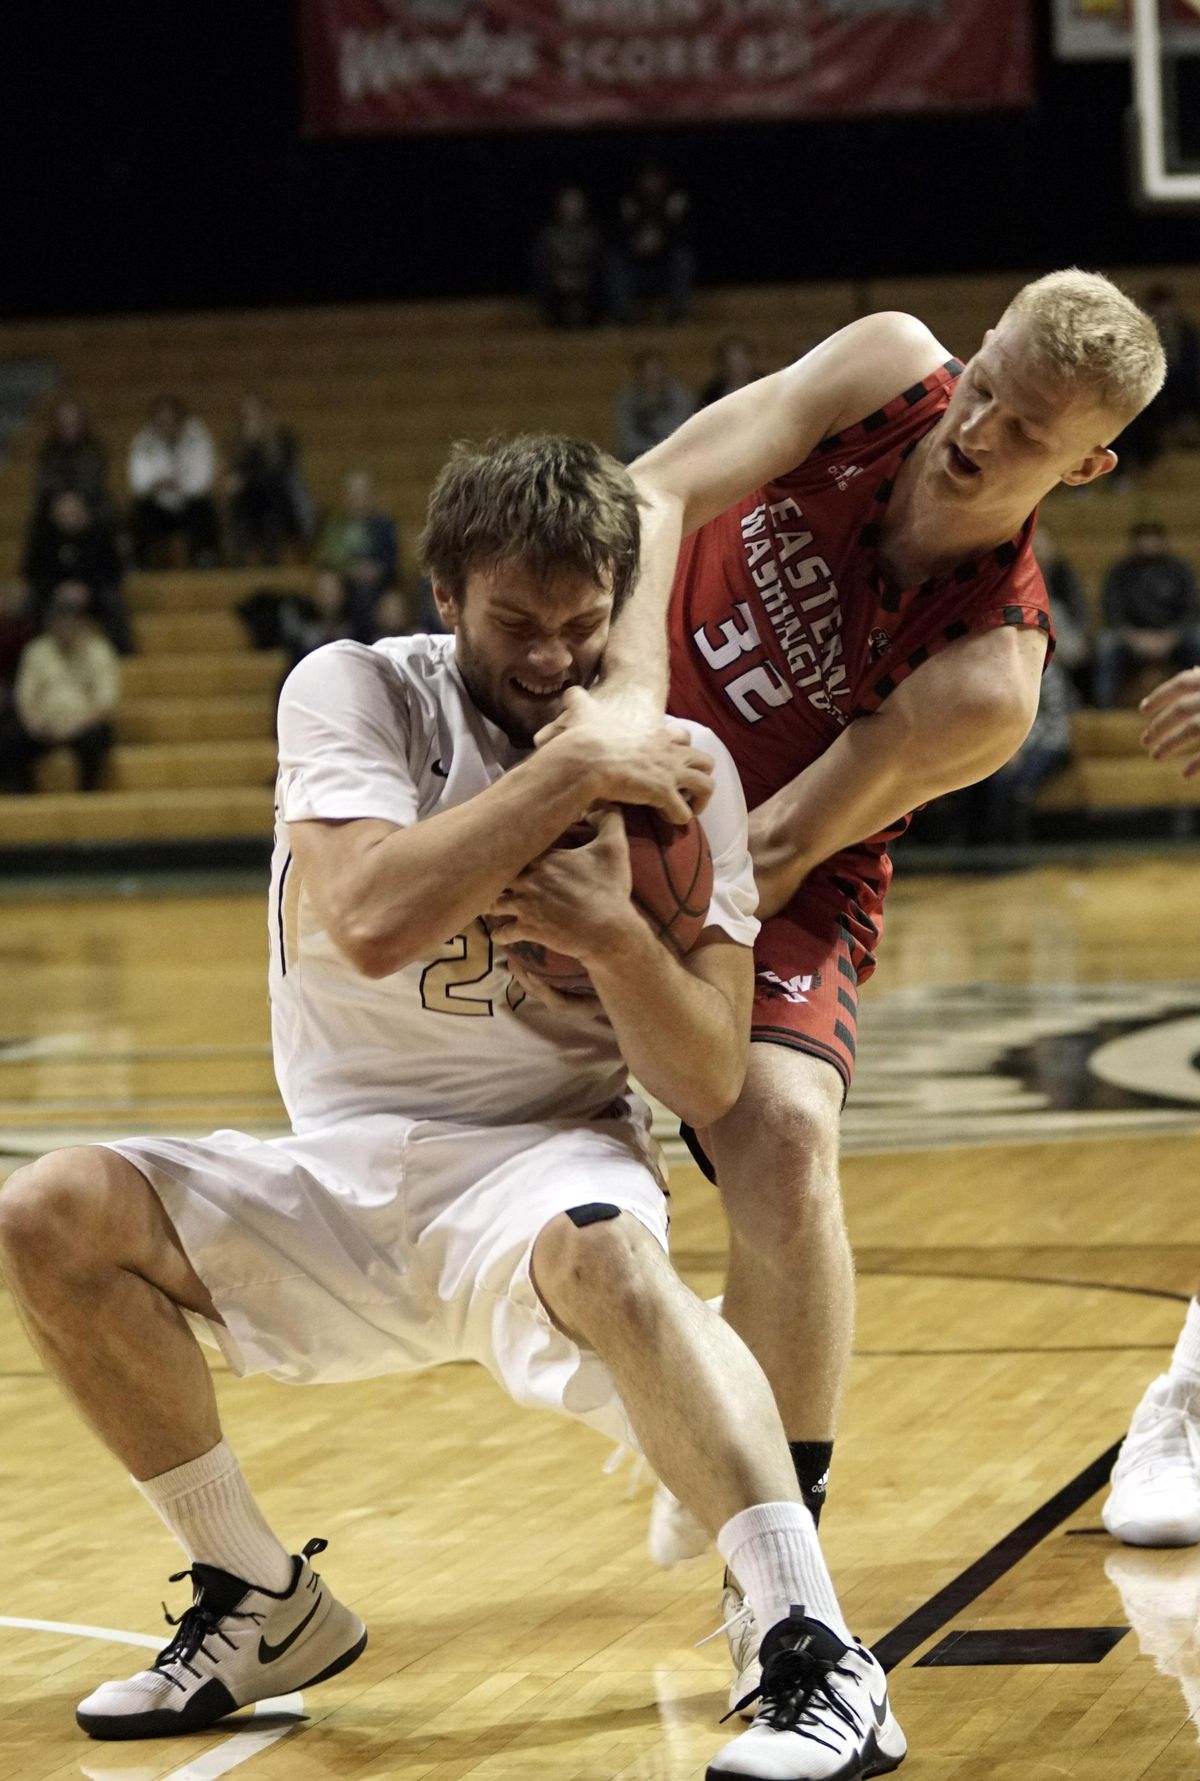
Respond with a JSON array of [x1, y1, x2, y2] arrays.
[[676, 1039, 749, 1130], [336, 914, 418, 980]]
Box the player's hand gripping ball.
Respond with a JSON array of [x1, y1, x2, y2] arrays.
[[507, 806, 713, 995]]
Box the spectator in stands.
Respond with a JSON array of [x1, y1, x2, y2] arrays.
[[971, 657, 1076, 844], [697, 334, 762, 408], [34, 399, 111, 520], [1, 582, 119, 793], [0, 579, 36, 731], [1093, 521, 1200, 707], [614, 351, 693, 463], [1148, 284, 1200, 440], [605, 161, 694, 324], [1032, 525, 1091, 699], [531, 186, 603, 329], [278, 569, 353, 674], [365, 588, 413, 643], [128, 396, 220, 568], [225, 395, 311, 564], [1115, 286, 1200, 475], [21, 489, 132, 655], [317, 471, 398, 637]]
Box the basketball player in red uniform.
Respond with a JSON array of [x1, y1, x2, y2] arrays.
[[543, 271, 1166, 1756]]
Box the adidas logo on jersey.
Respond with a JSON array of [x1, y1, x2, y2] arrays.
[[826, 462, 863, 492], [757, 969, 820, 1005]]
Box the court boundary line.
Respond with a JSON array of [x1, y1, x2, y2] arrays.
[[874, 1442, 1121, 1673], [0, 1616, 303, 1779]]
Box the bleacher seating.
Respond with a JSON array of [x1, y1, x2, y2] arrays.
[[0, 267, 1195, 850]]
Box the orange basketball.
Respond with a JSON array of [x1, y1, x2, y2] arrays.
[[509, 807, 714, 996]]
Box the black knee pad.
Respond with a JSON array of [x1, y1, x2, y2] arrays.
[[565, 1202, 621, 1228], [678, 1122, 717, 1184]]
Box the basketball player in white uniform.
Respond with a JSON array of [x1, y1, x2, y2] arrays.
[[0, 436, 903, 1781]]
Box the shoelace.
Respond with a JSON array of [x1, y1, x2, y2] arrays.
[[1120, 1402, 1200, 1484], [724, 1637, 863, 1737], [153, 1569, 264, 1694], [695, 1596, 756, 1652]]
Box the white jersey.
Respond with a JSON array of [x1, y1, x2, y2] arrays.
[[270, 634, 759, 1131]]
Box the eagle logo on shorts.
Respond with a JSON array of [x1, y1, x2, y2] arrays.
[[757, 969, 821, 1005]]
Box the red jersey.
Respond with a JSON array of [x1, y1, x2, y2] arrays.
[[667, 359, 1053, 1044], [668, 358, 1052, 820]]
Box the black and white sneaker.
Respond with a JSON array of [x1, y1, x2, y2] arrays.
[[76, 1537, 367, 1740], [706, 1609, 906, 1779]]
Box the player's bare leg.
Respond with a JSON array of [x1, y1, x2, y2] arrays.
[[532, 1207, 905, 1777], [0, 1147, 365, 1739], [0, 1146, 222, 1474], [706, 1047, 854, 1451], [533, 1206, 801, 1532]]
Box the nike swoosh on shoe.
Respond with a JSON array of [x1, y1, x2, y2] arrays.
[[258, 1594, 322, 1664]]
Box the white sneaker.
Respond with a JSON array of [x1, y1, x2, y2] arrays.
[[706, 1610, 906, 1780], [718, 1577, 762, 1720], [1103, 1375, 1200, 1547], [76, 1538, 367, 1739], [649, 1482, 712, 1567]]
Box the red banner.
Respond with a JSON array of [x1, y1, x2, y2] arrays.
[[300, 0, 1033, 135]]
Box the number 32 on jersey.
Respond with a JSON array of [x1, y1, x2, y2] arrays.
[[693, 602, 793, 724]]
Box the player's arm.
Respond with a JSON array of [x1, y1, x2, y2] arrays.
[[279, 645, 713, 981], [289, 727, 713, 981], [596, 313, 951, 711], [494, 810, 754, 1130], [1141, 667, 1200, 776], [750, 625, 1047, 917]]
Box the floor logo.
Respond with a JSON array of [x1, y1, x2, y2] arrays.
[[843, 980, 1200, 1153]]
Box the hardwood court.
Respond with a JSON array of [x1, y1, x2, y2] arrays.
[[1, 854, 1199, 1779]]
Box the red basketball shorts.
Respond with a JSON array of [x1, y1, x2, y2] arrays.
[[680, 885, 881, 1182]]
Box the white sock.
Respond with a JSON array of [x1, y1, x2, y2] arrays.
[[717, 1500, 852, 1646], [1170, 1300, 1200, 1388], [134, 1439, 294, 1593]]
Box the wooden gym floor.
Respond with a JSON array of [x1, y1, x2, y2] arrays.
[[1, 852, 1199, 1779]]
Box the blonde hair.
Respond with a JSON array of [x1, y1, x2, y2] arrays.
[[1003, 269, 1166, 424], [420, 433, 640, 612]]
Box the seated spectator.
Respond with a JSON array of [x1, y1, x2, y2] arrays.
[[971, 658, 1076, 844], [1115, 286, 1200, 475], [34, 398, 111, 521], [1148, 284, 1200, 441], [531, 186, 603, 329], [0, 582, 119, 793], [128, 396, 220, 568], [698, 334, 762, 408], [1093, 521, 1200, 708], [1032, 525, 1090, 698], [278, 569, 353, 673], [21, 489, 132, 655], [365, 588, 415, 643], [317, 471, 398, 637], [614, 352, 693, 463], [225, 395, 311, 564], [0, 579, 36, 728], [605, 161, 694, 325]]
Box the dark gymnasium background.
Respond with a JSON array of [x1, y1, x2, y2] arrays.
[[1, 1, 1198, 322]]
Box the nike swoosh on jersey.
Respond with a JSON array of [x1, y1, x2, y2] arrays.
[[258, 1594, 322, 1664], [431, 757, 450, 777]]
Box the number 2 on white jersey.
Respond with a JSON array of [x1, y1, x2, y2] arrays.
[[420, 919, 494, 1016]]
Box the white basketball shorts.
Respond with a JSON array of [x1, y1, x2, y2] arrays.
[[104, 1098, 668, 1445]]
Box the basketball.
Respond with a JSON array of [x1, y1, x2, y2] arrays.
[[509, 806, 714, 996]]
